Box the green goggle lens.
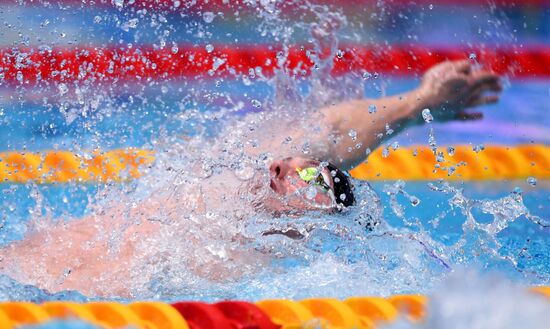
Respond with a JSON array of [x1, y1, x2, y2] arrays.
[[296, 167, 330, 191]]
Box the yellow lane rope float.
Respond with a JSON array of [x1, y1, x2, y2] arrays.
[[41, 302, 99, 324], [0, 144, 547, 183], [0, 289, 547, 329], [129, 302, 190, 329], [350, 144, 549, 181], [0, 148, 155, 184]]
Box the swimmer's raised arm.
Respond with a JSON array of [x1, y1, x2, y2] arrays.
[[308, 60, 502, 170]]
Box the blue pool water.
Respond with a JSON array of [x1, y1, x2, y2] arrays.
[[0, 1, 548, 327]]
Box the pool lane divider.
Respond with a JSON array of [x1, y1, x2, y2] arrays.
[[350, 144, 550, 181], [0, 291, 548, 329], [0, 148, 154, 184], [0, 144, 547, 184], [1, 45, 549, 87]]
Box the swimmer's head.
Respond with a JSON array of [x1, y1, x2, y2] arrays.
[[267, 157, 355, 211]]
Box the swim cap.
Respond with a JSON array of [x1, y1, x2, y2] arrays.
[[326, 163, 355, 207]]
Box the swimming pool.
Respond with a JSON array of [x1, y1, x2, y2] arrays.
[[0, 0, 549, 328]]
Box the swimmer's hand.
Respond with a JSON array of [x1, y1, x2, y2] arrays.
[[418, 60, 502, 122]]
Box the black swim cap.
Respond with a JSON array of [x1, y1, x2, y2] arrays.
[[326, 163, 355, 207]]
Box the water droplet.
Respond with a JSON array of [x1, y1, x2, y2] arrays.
[[58, 83, 68, 96], [447, 146, 455, 156], [382, 148, 390, 158], [203, 11, 216, 23], [121, 18, 139, 31], [113, 0, 124, 8], [428, 127, 437, 149], [368, 104, 377, 113], [16, 71, 23, 83], [301, 142, 311, 154], [527, 177, 537, 186], [422, 108, 433, 123], [448, 166, 456, 176], [362, 71, 372, 80], [409, 196, 420, 206], [365, 148, 371, 156], [385, 124, 394, 135], [212, 57, 226, 71], [171, 44, 179, 54], [391, 141, 399, 151], [429, 3, 433, 9], [306, 186, 318, 200], [473, 144, 485, 153], [205, 44, 214, 53], [336, 49, 344, 58], [339, 193, 346, 201], [469, 53, 477, 60], [251, 99, 261, 108], [348, 129, 357, 141]]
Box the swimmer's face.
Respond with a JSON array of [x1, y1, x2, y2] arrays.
[[268, 157, 336, 210]]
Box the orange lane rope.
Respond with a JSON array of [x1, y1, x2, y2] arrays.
[[349, 144, 549, 181], [0, 290, 548, 329], [0, 145, 547, 183], [0, 148, 154, 184]]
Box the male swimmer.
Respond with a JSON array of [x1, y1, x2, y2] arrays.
[[0, 60, 501, 297]]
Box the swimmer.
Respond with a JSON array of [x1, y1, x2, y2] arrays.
[[0, 60, 501, 297]]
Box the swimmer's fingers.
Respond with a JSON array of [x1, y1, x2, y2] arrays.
[[467, 81, 502, 102], [466, 94, 500, 108], [469, 70, 501, 89], [452, 59, 473, 74], [455, 110, 483, 121]]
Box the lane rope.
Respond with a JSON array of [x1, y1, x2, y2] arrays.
[[0, 148, 154, 184], [0, 145, 547, 183], [1, 45, 549, 87], [349, 144, 549, 181], [0, 289, 547, 329]]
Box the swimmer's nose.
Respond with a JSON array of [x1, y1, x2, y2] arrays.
[[269, 160, 290, 179]]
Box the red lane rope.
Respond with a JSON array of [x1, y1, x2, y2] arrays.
[[1, 45, 549, 86], [4, 0, 547, 9]]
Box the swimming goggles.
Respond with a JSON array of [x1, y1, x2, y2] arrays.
[[296, 167, 331, 192]]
